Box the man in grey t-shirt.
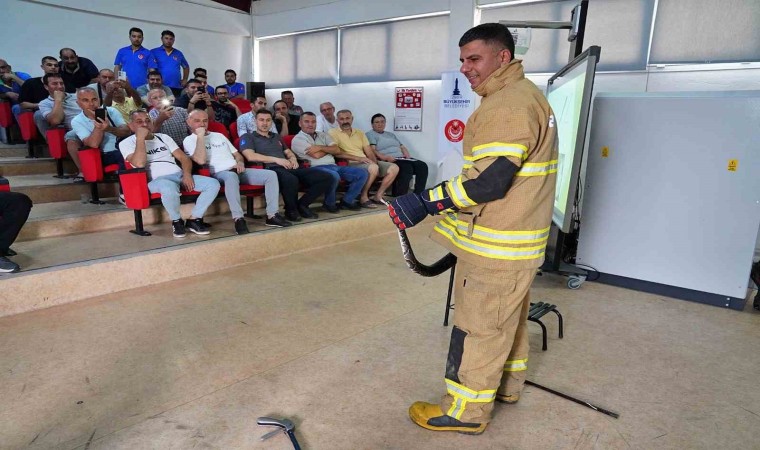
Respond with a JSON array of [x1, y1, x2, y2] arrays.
[[366, 113, 428, 195]]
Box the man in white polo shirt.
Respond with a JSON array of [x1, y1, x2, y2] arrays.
[[183, 110, 291, 233], [119, 109, 220, 238]]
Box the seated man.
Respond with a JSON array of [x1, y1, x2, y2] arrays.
[[211, 85, 240, 130], [104, 80, 141, 122], [0, 59, 31, 119], [236, 96, 274, 136], [193, 68, 215, 96], [316, 102, 339, 133], [18, 56, 60, 131], [59, 48, 99, 93], [119, 110, 220, 237], [38, 73, 84, 178], [291, 112, 368, 212], [281, 90, 303, 116], [183, 110, 291, 232], [366, 113, 428, 195], [174, 79, 213, 116], [71, 87, 131, 178], [329, 109, 399, 208], [0, 180, 33, 274], [223, 69, 245, 99], [147, 88, 190, 147], [137, 70, 174, 106], [239, 109, 333, 222], [86, 69, 115, 104], [273, 100, 300, 136]]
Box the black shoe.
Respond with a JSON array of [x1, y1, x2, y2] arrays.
[[0, 256, 20, 273], [265, 213, 293, 228], [234, 218, 250, 235], [339, 200, 361, 211], [322, 203, 340, 213], [285, 211, 302, 222], [298, 205, 319, 219], [185, 218, 210, 235], [751, 261, 760, 287], [754, 292, 760, 311], [0, 248, 17, 257], [172, 219, 186, 238]]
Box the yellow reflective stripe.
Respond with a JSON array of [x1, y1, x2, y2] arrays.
[[447, 397, 466, 420], [445, 379, 496, 402], [463, 163, 473, 170], [441, 216, 550, 244], [471, 142, 527, 161], [429, 186, 445, 201], [504, 358, 528, 372], [448, 176, 476, 209], [434, 220, 546, 260], [516, 159, 558, 177]]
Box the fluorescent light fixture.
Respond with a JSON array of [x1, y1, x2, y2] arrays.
[[479, 0, 568, 10]]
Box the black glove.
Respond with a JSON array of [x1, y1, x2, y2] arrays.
[[387, 183, 457, 230]]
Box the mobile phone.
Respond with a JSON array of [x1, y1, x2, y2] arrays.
[[161, 99, 174, 110], [118, 71, 127, 81], [94, 107, 106, 121]]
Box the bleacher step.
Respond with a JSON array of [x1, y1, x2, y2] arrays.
[[0, 156, 77, 176], [0, 210, 393, 318], [5, 174, 119, 203]]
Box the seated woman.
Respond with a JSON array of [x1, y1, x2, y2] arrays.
[[365, 113, 428, 196]]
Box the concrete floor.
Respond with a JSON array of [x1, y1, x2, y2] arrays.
[[1, 224, 759, 449]]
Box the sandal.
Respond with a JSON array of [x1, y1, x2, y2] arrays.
[[360, 200, 378, 209]]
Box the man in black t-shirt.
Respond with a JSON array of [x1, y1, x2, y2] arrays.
[[211, 85, 240, 131]]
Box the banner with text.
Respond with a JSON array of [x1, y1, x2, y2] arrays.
[[437, 71, 476, 183]]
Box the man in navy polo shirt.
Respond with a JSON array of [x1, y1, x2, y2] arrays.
[[151, 30, 189, 97], [223, 69, 245, 99], [59, 48, 99, 93], [114, 27, 157, 87]]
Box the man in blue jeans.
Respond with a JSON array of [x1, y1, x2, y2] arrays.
[[290, 112, 368, 211], [119, 109, 219, 238]]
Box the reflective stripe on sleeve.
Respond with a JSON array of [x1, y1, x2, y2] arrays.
[[471, 142, 527, 161], [448, 175, 477, 209], [434, 219, 546, 260], [516, 159, 558, 177]]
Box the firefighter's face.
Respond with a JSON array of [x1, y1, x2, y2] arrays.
[[459, 39, 511, 89]]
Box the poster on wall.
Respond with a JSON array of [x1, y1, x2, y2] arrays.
[[437, 71, 476, 183], [394, 87, 423, 132]]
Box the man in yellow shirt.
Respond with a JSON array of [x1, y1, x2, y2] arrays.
[[329, 110, 398, 208], [104, 80, 141, 122]]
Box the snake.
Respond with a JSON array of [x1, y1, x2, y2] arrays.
[[382, 199, 457, 277]]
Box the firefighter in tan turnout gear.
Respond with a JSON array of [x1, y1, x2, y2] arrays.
[[387, 23, 558, 435]]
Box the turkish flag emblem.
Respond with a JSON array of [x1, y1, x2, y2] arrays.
[[444, 120, 465, 143]]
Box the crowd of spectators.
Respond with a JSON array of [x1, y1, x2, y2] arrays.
[[0, 26, 430, 239]]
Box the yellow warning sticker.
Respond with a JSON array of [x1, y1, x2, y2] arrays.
[[728, 159, 738, 172], [601, 146, 609, 158]]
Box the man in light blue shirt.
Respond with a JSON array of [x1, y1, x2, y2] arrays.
[[71, 87, 131, 171], [150, 30, 189, 96], [113, 27, 157, 87]]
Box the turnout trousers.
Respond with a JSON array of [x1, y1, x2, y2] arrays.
[[441, 259, 537, 424]]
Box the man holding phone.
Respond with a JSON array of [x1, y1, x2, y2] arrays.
[[147, 88, 190, 149], [71, 87, 131, 173]]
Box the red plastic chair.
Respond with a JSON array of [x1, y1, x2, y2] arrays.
[[79, 148, 121, 204], [229, 121, 239, 142], [282, 134, 294, 149], [0, 177, 9, 192], [46, 129, 68, 178], [231, 98, 252, 114], [0, 102, 11, 128], [18, 112, 38, 158], [207, 121, 229, 139]]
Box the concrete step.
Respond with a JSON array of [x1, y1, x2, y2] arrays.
[[0, 156, 77, 176], [4, 174, 118, 203], [0, 209, 392, 318]]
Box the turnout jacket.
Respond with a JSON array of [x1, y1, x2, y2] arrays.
[[431, 59, 558, 270]]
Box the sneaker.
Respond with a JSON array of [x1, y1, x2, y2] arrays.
[[185, 218, 210, 235], [172, 219, 186, 238], [495, 392, 520, 404], [298, 205, 319, 219], [265, 213, 293, 228], [234, 218, 250, 235], [339, 200, 361, 211], [322, 203, 340, 213], [408, 401, 487, 435], [0, 256, 20, 273], [284, 211, 302, 222], [118, 194, 126, 205]]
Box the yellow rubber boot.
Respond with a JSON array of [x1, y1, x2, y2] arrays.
[[408, 401, 487, 435], [495, 392, 520, 404]]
